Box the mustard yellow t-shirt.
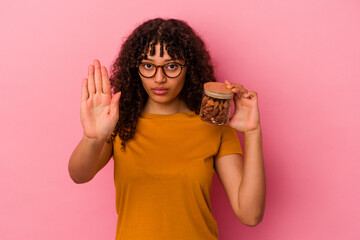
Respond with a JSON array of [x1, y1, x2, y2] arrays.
[[112, 110, 243, 240]]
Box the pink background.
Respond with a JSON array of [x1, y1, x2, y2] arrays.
[[1, 0, 359, 239]]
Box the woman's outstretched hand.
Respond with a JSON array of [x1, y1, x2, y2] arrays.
[[224, 80, 261, 134], [80, 59, 121, 141]]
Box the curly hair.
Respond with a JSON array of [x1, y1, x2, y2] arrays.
[[107, 18, 216, 151]]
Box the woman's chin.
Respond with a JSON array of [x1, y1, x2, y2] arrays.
[[148, 95, 178, 105]]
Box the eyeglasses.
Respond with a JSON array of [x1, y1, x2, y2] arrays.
[[137, 62, 186, 78]]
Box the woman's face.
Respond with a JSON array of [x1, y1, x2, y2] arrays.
[[139, 43, 187, 107]]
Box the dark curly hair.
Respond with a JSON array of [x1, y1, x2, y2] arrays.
[[107, 18, 216, 151]]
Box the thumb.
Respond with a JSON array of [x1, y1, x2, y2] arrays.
[[110, 91, 121, 113]]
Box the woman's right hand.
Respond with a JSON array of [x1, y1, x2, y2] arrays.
[[80, 59, 121, 141]]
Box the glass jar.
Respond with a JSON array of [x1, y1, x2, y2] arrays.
[[200, 82, 234, 125]]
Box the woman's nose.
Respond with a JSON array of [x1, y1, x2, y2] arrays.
[[154, 67, 167, 83]]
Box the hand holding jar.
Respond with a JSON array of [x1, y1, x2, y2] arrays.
[[200, 81, 261, 134], [224, 80, 261, 134]]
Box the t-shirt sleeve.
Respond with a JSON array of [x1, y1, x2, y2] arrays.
[[215, 126, 243, 160]]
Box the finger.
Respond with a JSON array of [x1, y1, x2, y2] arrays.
[[81, 78, 89, 102], [232, 83, 248, 94], [110, 91, 121, 114], [88, 65, 96, 95], [228, 85, 248, 98], [101, 66, 111, 95], [224, 81, 248, 99], [243, 91, 257, 99], [224, 80, 234, 89], [225, 81, 246, 93], [93, 59, 103, 93]]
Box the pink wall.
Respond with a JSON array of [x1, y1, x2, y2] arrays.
[[1, 0, 359, 239]]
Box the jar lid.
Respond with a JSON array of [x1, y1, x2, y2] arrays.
[[204, 82, 234, 99], [204, 82, 233, 94]]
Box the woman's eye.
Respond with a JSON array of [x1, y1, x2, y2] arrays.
[[166, 63, 179, 70], [143, 63, 153, 69]]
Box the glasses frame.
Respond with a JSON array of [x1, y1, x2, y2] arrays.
[[137, 62, 186, 78]]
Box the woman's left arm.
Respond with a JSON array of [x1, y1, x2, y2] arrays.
[[214, 80, 266, 226]]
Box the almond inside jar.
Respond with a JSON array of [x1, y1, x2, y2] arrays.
[[200, 82, 234, 125]]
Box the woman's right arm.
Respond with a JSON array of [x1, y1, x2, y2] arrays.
[[68, 59, 121, 184], [68, 134, 113, 184]]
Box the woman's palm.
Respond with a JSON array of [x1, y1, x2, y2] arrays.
[[80, 59, 121, 140]]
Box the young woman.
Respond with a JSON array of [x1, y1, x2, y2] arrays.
[[68, 18, 265, 240]]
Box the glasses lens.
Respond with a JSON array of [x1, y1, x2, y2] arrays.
[[138, 62, 183, 78], [163, 63, 182, 78], [138, 63, 156, 78]]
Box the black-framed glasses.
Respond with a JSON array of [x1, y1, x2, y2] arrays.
[[137, 62, 186, 78]]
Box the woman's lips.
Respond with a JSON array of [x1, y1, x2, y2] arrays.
[[152, 89, 168, 95]]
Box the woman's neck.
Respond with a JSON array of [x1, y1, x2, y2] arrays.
[[142, 98, 190, 115]]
